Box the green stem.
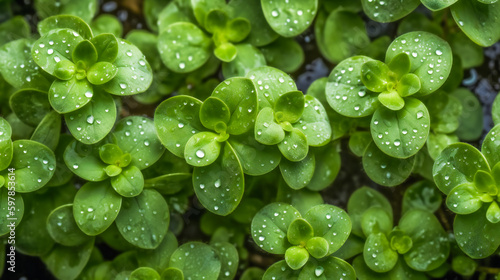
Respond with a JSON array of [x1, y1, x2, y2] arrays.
[[477, 266, 500, 275]]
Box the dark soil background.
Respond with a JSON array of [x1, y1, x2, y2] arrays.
[[2, 0, 500, 279]]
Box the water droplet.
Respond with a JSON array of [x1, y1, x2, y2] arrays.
[[416, 111, 424, 119], [196, 149, 205, 158], [87, 115, 94, 124], [73, 164, 79, 169], [315, 266, 324, 277], [214, 179, 221, 188], [271, 10, 279, 17]]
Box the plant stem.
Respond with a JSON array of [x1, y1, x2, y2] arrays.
[[477, 266, 500, 275]]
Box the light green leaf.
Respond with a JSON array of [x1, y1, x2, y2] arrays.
[[111, 165, 144, 197], [278, 128, 309, 162], [451, 0, 500, 47], [38, 15, 94, 40], [481, 124, 500, 168], [279, 153, 315, 190], [169, 242, 221, 280], [46, 204, 90, 246], [361, 0, 419, 22], [49, 77, 93, 114], [229, 132, 281, 176], [35, 0, 98, 23], [87, 61, 118, 85], [299, 257, 356, 280], [364, 232, 398, 273], [247, 66, 297, 109], [274, 91, 305, 124], [255, 107, 285, 145], [222, 44, 266, 78], [64, 139, 108, 181], [200, 97, 231, 131], [261, 0, 318, 37], [184, 131, 222, 167]]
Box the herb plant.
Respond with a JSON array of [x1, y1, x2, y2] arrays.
[[1, 1, 500, 279]]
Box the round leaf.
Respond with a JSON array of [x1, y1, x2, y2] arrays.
[[87, 62, 118, 85], [222, 44, 266, 78], [49, 77, 93, 114], [169, 242, 221, 280], [111, 165, 144, 197], [184, 132, 222, 167], [73, 181, 122, 235], [42, 239, 95, 280], [251, 203, 301, 254], [299, 257, 356, 280], [247, 66, 297, 109], [113, 116, 165, 170], [155, 95, 205, 158], [9, 89, 51, 127], [260, 37, 304, 72], [363, 141, 416, 187], [200, 97, 231, 131], [65, 89, 117, 144], [364, 232, 398, 273], [371, 98, 430, 159], [116, 189, 170, 249], [228, 0, 278, 46], [293, 95, 332, 147], [261, 0, 318, 37], [279, 152, 315, 190], [64, 139, 108, 181], [255, 107, 285, 145], [46, 204, 90, 246], [158, 22, 212, 73], [278, 128, 309, 162], [385, 31, 452, 95], [193, 142, 244, 215], [326, 56, 379, 118], [361, 0, 419, 23], [481, 124, 500, 168]]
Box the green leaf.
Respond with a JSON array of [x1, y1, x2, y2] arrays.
[[285, 246, 309, 270], [212, 77, 258, 135], [486, 201, 500, 223], [493, 94, 500, 126], [426, 91, 462, 134], [73, 181, 122, 235], [454, 205, 500, 258], [274, 91, 305, 123], [451, 255, 477, 277], [361, 60, 393, 93], [0, 16, 31, 46], [214, 42, 237, 63], [169, 242, 221, 280], [316, 10, 369, 64], [361, 0, 419, 22], [221, 44, 266, 78], [304, 204, 352, 255], [451, 0, 500, 47], [363, 142, 416, 187], [347, 187, 392, 238], [386, 31, 452, 95], [421, 0, 457, 11], [211, 241, 239, 280], [54, 60, 76, 80], [307, 145, 341, 191], [10, 140, 56, 192], [433, 143, 489, 195], [73, 40, 98, 68], [226, 17, 252, 42], [247, 66, 297, 108], [451, 88, 483, 141], [161, 268, 184, 280], [353, 255, 428, 280], [255, 107, 285, 145], [99, 143, 123, 165], [449, 31, 484, 69], [113, 116, 165, 170], [251, 203, 301, 254], [427, 133, 459, 161], [103, 39, 153, 96], [155, 95, 205, 158], [137, 231, 178, 273], [228, 132, 281, 176], [371, 98, 430, 158], [361, 207, 393, 236], [91, 14, 123, 37], [64, 139, 107, 181], [184, 132, 222, 167], [144, 173, 192, 195], [0, 39, 51, 90], [38, 15, 94, 40], [474, 170, 497, 195], [116, 189, 170, 249], [261, 0, 318, 37], [35, 0, 98, 23], [306, 237, 329, 259], [364, 232, 398, 273], [397, 73, 420, 97], [0, 188, 24, 236], [388, 53, 411, 78], [158, 22, 212, 73], [377, 90, 405, 111], [260, 37, 304, 72], [64, 89, 117, 145], [287, 218, 314, 245], [111, 165, 144, 197], [31, 110, 61, 151], [49, 77, 93, 114], [32, 28, 84, 75], [279, 153, 315, 190], [87, 62, 118, 85], [9, 89, 51, 127], [42, 239, 95, 280], [400, 209, 449, 271], [0, 118, 13, 171], [90, 33, 119, 63], [278, 128, 309, 162], [130, 267, 161, 280], [402, 180, 442, 214], [200, 97, 231, 131], [46, 204, 90, 246], [299, 257, 356, 280], [193, 142, 244, 215], [46, 134, 74, 187], [326, 56, 379, 118], [263, 260, 300, 280], [228, 0, 278, 47], [481, 124, 500, 168], [191, 0, 226, 27], [349, 131, 372, 157]]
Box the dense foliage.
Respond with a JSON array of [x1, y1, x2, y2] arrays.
[[1, 0, 500, 279]]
